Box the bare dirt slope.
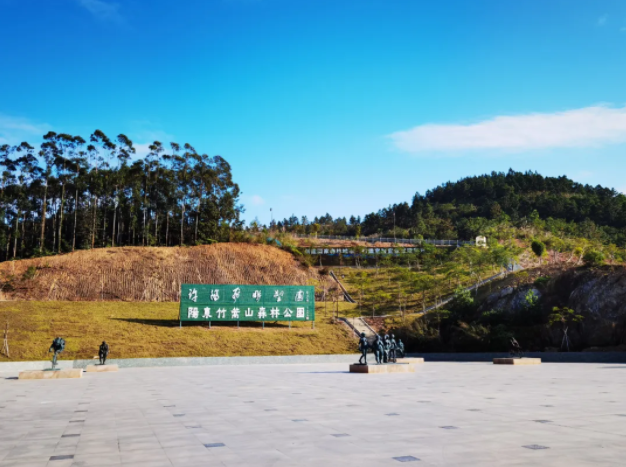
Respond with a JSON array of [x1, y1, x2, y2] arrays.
[[0, 244, 326, 302]]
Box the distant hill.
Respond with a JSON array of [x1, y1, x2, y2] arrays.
[[0, 244, 325, 301], [289, 170, 626, 245]]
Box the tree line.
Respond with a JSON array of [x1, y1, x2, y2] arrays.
[[268, 170, 626, 247], [0, 130, 241, 260]]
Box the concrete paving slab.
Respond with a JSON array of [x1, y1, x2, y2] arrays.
[[2, 362, 626, 466]]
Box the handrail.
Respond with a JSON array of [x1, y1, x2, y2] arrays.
[[292, 233, 475, 246]]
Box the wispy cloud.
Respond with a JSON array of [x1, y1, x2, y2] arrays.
[[389, 105, 626, 154], [76, 0, 122, 23], [251, 195, 265, 206], [0, 113, 51, 145], [597, 14, 608, 26]]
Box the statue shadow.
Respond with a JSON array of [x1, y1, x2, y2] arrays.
[[112, 318, 180, 327], [112, 318, 294, 329]]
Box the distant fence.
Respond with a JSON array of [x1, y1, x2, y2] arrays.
[[292, 233, 474, 247], [303, 247, 420, 256]]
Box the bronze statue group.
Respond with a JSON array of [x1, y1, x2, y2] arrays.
[[358, 332, 405, 365]]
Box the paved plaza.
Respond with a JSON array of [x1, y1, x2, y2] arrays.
[[1, 362, 626, 466]]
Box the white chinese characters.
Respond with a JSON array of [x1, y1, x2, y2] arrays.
[[187, 307, 199, 319], [273, 290, 284, 302], [182, 286, 312, 323]]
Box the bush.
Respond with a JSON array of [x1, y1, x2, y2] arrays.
[[531, 240, 546, 260], [583, 250, 605, 266], [22, 266, 37, 281], [534, 275, 550, 287]]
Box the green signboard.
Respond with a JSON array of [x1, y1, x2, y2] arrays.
[[179, 284, 315, 322]]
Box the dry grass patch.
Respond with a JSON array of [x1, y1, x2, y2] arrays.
[[0, 243, 328, 301]]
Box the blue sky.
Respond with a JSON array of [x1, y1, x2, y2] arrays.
[[1, 0, 626, 225]]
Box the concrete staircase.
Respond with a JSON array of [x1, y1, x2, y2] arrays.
[[339, 317, 377, 342]]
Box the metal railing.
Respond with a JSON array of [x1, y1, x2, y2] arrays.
[[292, 233, 474, 246]]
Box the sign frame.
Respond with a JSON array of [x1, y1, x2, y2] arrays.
[[178, 284, 315, 328]]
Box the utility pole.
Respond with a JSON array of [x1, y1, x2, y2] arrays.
[[393, 210, 396, 244]]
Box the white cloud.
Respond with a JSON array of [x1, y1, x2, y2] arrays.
[[132, 142, 152, 159], [597, 14, 608, 26], [389, 105, 626, 154], [76, 0, 122, 23], [0, 113, 51, 145], [251, 195, 265, 206]]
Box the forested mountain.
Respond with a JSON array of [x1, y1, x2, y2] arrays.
[[279, 170, 626, 247], [0, 131, 241, 260]]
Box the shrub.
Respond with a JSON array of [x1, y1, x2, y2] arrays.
[[583, 250, 605, 266], [22, 266, 37, 281], [531, 240, 546, 261]]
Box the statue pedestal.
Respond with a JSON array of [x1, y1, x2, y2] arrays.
[[86, 364, 119, 372], [19, 369, 83, 380], [493, 358, 541, 365], [349, 363, 415, 374], [397, 357, 424, 364]]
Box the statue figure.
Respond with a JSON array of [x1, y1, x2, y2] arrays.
[[510, 337, 523, 359], [397, 339, 405, 358], [373, 335, 385, 364], [389, 334, 397, 363], [383, 334, 391, 363], [99, 341, 110, 365], [48, 337, 65, 370], [357, 333, 369, 365]]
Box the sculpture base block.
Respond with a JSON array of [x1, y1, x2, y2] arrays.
[[19, 369, 83, 380], [86, 364, 118, 372], [350, 363, 415, 374], [398, 357, 424, 364], [493, 358, 541, 365]]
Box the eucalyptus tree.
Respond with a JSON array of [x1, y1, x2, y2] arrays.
[[39, 133, 62, 253], [0, 129, 241, 258], [13, 143, 40, 257], [111, 134, 135, 247], [89, 130, 115, 247], [70, 149, 88, 252], [147, 141, 164, 244]]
